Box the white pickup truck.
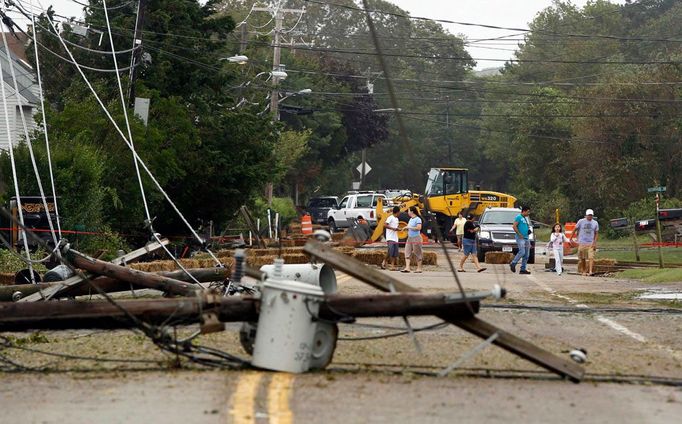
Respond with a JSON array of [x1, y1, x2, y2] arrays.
[[327, 192, 387, 232]]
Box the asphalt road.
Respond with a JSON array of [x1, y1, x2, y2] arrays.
[[1, 252, 681, 423]]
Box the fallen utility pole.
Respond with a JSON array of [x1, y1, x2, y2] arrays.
[[0, 267, 230, 302], [0, 292, 480, 332], [303, 240, 585, 382], [19, 238, 171, 302], [64, 248, 200, 297]]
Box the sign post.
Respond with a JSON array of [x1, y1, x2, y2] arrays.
[[648, 186, 666, 268], [356, 150, 372, 190]]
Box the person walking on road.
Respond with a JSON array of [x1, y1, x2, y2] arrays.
[[509, 206, 532, 274], [401, 206, 423, 273], [548, 223, 567, 276], [450, 212, 467, 251], [458, 214, 487, 273], [381, 206, 401, 271], [570, 209, 599, 276]]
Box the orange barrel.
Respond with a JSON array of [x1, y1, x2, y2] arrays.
[[301, 214, 313, 235], [563, 222, 576, 255]]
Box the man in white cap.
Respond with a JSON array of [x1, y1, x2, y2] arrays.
[[570, 209, 599, 276]]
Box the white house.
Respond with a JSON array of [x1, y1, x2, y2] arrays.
[[0, 33, 40, 152]]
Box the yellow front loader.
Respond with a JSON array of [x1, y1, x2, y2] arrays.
[[370, 168, 517, 242]]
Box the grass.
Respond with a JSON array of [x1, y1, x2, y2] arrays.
[[599, 248, 682, 265], [616, 268, 682, 283], [534, 228, 682, 265]]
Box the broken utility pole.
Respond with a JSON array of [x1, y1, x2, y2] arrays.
[[303, 240, 585, 382], [0, 291, 482, 332]]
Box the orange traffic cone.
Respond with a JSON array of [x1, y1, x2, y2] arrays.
[[301, 214, 313, 235]]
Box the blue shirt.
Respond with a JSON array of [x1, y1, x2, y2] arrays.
[[408, 216, 422, 238], [514, 214, 529, 239]]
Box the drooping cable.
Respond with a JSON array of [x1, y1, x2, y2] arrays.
[[28, 0, 62, 240], [35, 1, 222, 267], [1, 25, 59, 251], [0, 7, 35, 282], [101, 0, 203, 285]]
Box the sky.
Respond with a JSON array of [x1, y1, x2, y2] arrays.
[[390, 0, 627, 70], [23, 1, 626, 69]]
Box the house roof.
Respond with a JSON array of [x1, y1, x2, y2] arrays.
[[0, 33, 39, 105], [2, 33, 29, 62]]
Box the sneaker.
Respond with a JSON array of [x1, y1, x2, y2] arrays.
[[519, 270, 531, 275], [509, 263, 516, 273]]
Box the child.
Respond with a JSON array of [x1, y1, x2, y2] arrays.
[[548, 224, 567, 275]]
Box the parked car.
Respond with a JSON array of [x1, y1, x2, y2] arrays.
[[306, 196, 339, 225], [327, 192, 387, 232], [476, 207, 535, 263]]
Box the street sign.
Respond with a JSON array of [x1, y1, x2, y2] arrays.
[[351, 181, 361, 190], [647, 186, 666, 193], [356, 162, 372, 176]]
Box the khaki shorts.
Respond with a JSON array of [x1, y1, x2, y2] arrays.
[[405, 235, 423, 261], [578, 245, 595, 260]]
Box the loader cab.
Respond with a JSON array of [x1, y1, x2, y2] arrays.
[[425, 168, 468, 197]]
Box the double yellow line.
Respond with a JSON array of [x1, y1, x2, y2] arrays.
[[230, 372, 294, 424], [229, 272, 351, 422]]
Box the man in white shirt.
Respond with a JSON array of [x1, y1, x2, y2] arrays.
[[450, 212, 467, 251], [381, 206, 401, 271], [570, 209, 600, 276]]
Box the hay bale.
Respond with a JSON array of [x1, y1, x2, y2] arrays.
[[351, 250, 385, 266], [281, 253, 310, 264], [331, 232, 345, 242], [422, 252, 437, 265], [592, 258, 617, 274], [485, 251, 514, 264], [248, 255, 277, 268]]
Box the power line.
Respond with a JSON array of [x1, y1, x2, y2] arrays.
[[246, 40, 682, 65]]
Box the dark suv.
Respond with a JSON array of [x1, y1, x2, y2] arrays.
[[306, 196, 339, 225], [476, 207, 535, 263]]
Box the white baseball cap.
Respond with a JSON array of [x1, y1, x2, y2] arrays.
[[585, 209, 594, 216]]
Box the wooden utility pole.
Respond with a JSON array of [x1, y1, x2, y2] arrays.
[[631, 220, 641, 262], [127, 0, 147, 107], [0, 268, 230, 302], [66, 249, 200, 297], [239, 23, 248, 53], [304, 239, 585, 382], [0, 292, 480, 332], [19, 239, 171, 302], [655, 193, 664, 268], [252, 2, 305, 205], [270, 7, 284, 121], [360, 148, 367, 189]]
